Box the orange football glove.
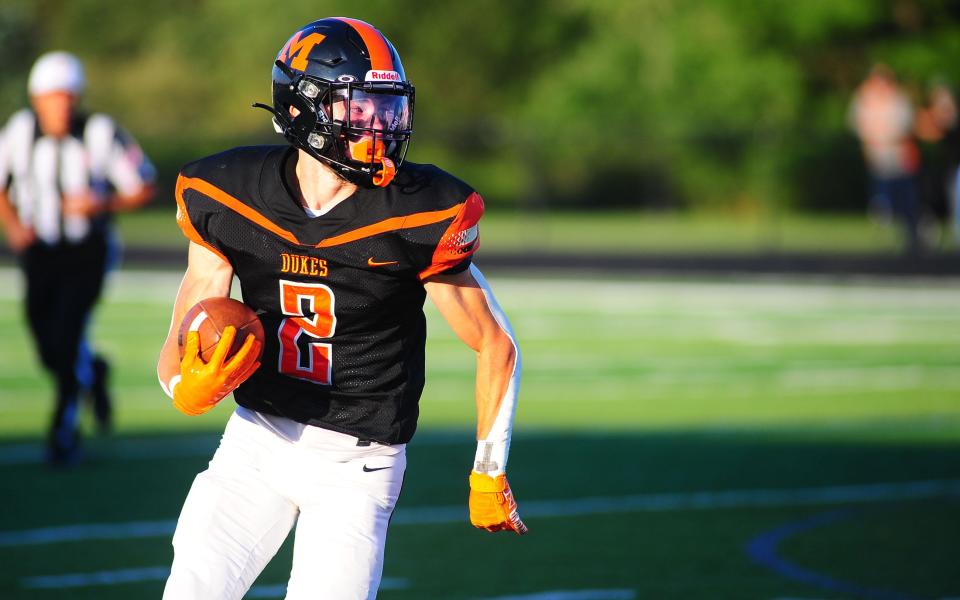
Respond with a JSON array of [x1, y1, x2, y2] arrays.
[[172, 326, 261, 416], [468, 471, 528, 535]]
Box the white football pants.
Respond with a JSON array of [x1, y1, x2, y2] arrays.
[[163, 407, 406, 600]]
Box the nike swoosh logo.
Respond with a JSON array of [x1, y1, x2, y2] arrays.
[[368, 257, 399, 267], [362, 465, 392, 472]]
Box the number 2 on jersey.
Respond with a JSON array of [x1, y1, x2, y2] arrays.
[[278, 280, 336, 384]]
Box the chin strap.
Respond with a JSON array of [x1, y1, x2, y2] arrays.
[[349, 138, 396, 188], [372, 156, 396, 187]]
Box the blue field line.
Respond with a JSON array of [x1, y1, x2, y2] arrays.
[[1, 479, 958, 548], [746, 509, 918, 600]]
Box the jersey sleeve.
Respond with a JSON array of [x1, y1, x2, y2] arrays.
[[0, 110, 33, 194], [106, 124, 156, 195], [83, 114, 155, 196], [174, 172, 230, 263], [417, 190, 484, 280]]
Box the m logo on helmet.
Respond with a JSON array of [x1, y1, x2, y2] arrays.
[[279, 31, 327, 71]]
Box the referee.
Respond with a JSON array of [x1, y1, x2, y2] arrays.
[[0, 51, 156, 465]]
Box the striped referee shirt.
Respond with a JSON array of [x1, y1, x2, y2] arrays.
[[0, 109, 155, 244]]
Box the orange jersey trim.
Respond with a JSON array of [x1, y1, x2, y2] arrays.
[[315, 203, 463, 248], [176, 174, 466, 254], [335, 18, 395, 72], [419, 192, 484, 280], [177, 176, 302, 245], [175, 174, 230, 264]]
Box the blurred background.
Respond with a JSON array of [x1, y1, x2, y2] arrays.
[[3, 0, 960, 252], [1, 1, 959, 599]]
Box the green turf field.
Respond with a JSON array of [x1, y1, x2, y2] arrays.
[[0, 268, 958, 599]]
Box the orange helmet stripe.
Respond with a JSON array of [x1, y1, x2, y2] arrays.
[[335, 17, 395, 72]]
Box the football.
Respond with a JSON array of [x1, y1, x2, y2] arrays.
[[178, 297, 265, 363]]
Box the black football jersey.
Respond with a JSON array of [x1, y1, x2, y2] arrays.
[[175, 146, 483, 443]]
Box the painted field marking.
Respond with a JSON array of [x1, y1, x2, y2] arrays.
[[3, 266, 959, 309], [22, 566, 170, 589], [1, 479, 957, 548], [747, 509, 917, 600], [245, 578, 408, 598], [474, 590, 636, 600], [0, 436, 220, 465], [22, 566, 407, 593], [0, 430, 476, 466]]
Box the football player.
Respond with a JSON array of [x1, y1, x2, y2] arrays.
[[156, 17, 526, 600]]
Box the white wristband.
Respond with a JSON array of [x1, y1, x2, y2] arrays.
[[159, 374, 181, 399], [474, 439, 508, 477]]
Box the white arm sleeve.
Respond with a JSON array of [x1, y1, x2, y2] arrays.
[[469, 264, 521, 476]]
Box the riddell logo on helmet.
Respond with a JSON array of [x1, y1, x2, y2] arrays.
[[366, 70, 401, 82]]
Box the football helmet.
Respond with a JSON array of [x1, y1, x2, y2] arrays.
[[257, 18, 415, 188]]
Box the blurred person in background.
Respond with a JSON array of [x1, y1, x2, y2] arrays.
[[915, 79, 960, 247], [0, 51, 156, 465], [849, 63, 923, 253]]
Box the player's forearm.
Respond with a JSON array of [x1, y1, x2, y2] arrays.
[[460, 266, 521, 476], [157, 273, 209, 394], [0, 190, 34, 251], [157, 245, 233, 395], [424, 266, 522, 475], [110, 184, 155, 213], [473, 330, 520, 475], [475, 333, 518, 438], [0, 191, 20, 231]]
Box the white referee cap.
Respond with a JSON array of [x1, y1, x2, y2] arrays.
[[28, 51, 86, 96]]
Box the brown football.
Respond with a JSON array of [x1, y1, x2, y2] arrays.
[[178, 297, 265, 363]]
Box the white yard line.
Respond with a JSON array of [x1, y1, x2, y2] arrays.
[[22, 567, 171, 589], [1, 479, 957, 548], [0, 436, 220, 465], [0, 430, 478, 465], [22, 567, 407, 593], [245, 578, 408, 597], [474, 591, 636, 600], [17, 478, 954, 594], [1, 267, 958, 307]]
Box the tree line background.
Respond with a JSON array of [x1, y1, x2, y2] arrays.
[[2, 0, 960, 214]]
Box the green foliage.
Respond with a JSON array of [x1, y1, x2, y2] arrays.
[[0, 2, 39, 113], [3, 1, 960, 210]]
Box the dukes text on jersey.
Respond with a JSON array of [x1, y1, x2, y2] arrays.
[[280, 253, 329, 277]]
